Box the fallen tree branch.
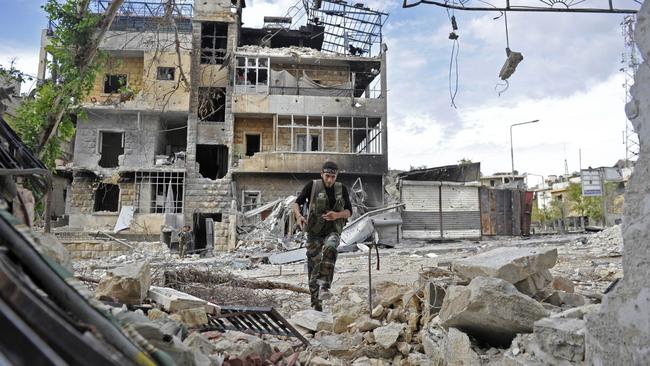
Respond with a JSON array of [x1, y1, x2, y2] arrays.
[[163, 268, 309, 294]]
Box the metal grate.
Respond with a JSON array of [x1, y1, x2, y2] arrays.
[[309, 0, 387, 56], [135, 171, 185, 214], [204, 306, 310, 347]]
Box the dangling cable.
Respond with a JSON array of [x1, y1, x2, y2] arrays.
[[447, 2, 460, 108], [449, 37, 460, 108]]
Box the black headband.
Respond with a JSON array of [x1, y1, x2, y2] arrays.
[[322, 168, 338, 174]]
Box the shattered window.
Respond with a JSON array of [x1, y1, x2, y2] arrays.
[[200, 22, 228, 64], [156, 67, 175, 80], [104, 74, 127, 93], [198, 87, 226, 122], [242, 191, 261, 212], [234, 56, 269, 94], [197, 144, 228, 179], [94, 183, 120, 212], [245, 134, 261, 156], [296, 134, 321, 152], [98, 131, 124, 168], [275, 115, 382, 154]]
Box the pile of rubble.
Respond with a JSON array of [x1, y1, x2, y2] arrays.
[[582, 224, 623, 255], [73, 231, 608, 365]]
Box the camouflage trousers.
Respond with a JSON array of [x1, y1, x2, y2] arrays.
[[306, 232, 340, 308]]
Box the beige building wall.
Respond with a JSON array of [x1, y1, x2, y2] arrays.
[[87, 56, 144, 104], [142, 51, 192, 111]]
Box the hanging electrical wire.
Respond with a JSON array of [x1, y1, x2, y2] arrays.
[[446, 2, 461, 108]]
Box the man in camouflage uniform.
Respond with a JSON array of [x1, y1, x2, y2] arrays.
[[177, 225, 193, 258], [292, 161, 352, 311]]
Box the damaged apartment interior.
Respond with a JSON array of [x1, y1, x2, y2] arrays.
[[46, 0, 388, 252]]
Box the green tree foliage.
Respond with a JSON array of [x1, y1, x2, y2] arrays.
[[567, 182, 603, 222], [10, 0, 124, 168]]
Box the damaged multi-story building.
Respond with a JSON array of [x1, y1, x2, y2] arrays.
[[40, 0, 388, 253]]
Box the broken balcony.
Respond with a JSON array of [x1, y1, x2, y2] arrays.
[[233, 115, 387, 174], [232, 52, 384, 116]]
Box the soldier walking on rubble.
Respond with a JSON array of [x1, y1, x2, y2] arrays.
[[292, 161, 352, 311], [177, 225, 193, 258]]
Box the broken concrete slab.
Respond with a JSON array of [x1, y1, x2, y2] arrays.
[[212, 331, 273, 360], [333, 312, 358, 333], [440, 276, 548, 346], [290, 309, 333, 332], [351, 356, 389, 366], [452, 247, 558, 284], [268, 248, 307, 265], [355, 316, 382, 332], [371, 304, 384, 318], [95, 260, 150, 305], [148, 286, 207, 313], [315, 334, 356, 358], [443, 328, 480, 366], [374, 281, 411, 307], [373, 323, 405, 349], [534, 317, 585, 362], [514, 269, 552, 297], [183, 331, 217, 355], [176, 307, 208, 328], [543, 291, 586, 308], [550, 276, 575, 293], [550, 304, 600, 320]]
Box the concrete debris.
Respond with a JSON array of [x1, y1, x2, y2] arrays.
[[371, 304, 385, 318], [440, 276, 548, 345], [148, 286, 208, 313], [95, 260, 151, 305], [452, 247, 558, 284], [542, 291, 586, 308], [355, 316, 382, 332], [374, 281, 412, 307], [373, 323, 405, 349], [550, 276, 575, 293], [30, 232, 73, 272], [351, 357, 389, 366], [443, 328, 481, 366], [534, 317, 585, 362], [64, 209, 622, 366], [176, 307, 209, 328], [290, 309, 333, 332], [514, 269, 553, 298], [211, 330, 274, 360]]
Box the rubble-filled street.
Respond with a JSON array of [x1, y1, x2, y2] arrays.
[[68, 225, 622, 365]]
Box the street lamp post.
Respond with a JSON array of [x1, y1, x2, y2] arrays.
[[510, 120, 540, 184]]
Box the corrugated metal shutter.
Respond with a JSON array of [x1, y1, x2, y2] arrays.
[[440, 185, 480, 238], [401, 182, 440, 239], [401, 182, 439, 211], [401, 182, 481, 240]]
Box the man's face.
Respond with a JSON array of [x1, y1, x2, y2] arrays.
[[321, 171, 338, 188]]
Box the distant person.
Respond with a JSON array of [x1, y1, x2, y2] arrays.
[[292, 161, 352, 311], [177, 225, 193, 258]]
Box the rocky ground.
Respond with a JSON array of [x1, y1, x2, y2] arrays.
[[71, 225, 623, 365]]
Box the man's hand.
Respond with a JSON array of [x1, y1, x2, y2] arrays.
[[297, 215, 307, 230], [321, 211, 339, 221]]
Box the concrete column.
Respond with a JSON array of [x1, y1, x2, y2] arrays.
[[585, 3, 650, 363]]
